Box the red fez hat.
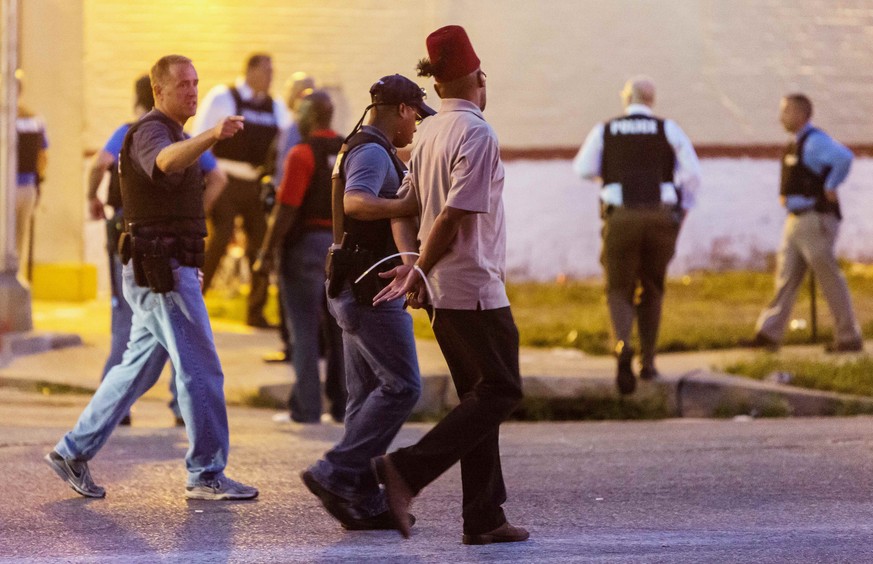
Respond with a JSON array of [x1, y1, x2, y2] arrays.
[[425, 25, 480, 83]]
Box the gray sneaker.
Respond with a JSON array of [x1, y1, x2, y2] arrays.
[[186, 476, 259, 500], [44, 451, 106, 498]]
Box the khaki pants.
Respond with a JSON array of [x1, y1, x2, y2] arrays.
[[756, 211, 860, 345], [15, 183, 38, 283], [601, 207, 681, 368]]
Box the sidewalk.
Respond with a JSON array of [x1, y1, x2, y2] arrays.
[[2, 298, 871, 419]]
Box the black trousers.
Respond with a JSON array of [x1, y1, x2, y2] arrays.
[[201, 175, 269, 321], [391, 306, 523, 534]]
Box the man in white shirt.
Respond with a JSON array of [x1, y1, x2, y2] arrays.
[[192, 53, 291, 327], [573, 76, 701, 395]]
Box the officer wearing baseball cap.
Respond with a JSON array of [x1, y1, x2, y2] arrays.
[[300, 73, 432, 532]]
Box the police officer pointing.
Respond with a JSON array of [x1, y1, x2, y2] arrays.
[[573, 76, 701, 395], [45, 55, 258, 501]]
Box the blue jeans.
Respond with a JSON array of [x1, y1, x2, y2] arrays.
[[278, 230, 345, 423], [103, 248, 179, 418], [56, 262, 230, 485], [309, 286, 421, 517]]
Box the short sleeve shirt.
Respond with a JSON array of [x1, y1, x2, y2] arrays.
[[403, 98, 508, 310], [129, 111, 189, 185], [275, 129, 338, 229], [344, 125, 402, 198], [106, 122, 216, 173]]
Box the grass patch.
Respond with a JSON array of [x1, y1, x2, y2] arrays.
[[207, 267, 873, 357], [724, 354, 873, 398], [510, 394, 672, 421], [0, 377, 95, 396], [710, 398, 791, 419]]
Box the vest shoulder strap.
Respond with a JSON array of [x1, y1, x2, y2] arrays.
[[228, 86, 243, 114], [340, 131, 406, 182]]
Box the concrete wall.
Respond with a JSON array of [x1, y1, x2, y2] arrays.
[[15, 0, 873, 290]]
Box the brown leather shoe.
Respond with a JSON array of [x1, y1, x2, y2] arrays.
[[371, 455, 413, 538], [462, 522, 530, 545]]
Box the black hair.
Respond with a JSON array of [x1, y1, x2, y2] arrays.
[[297, 90, 334, 140], [246, 53, 272, 72], [784, 93, 813, 120], [134, 74, 154, 111], [416, 58, 440, 78]]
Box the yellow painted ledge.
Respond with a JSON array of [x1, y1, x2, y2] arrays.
[[31, 263, 97, 301]]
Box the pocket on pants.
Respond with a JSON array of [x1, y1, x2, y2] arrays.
[[327, 287, 360, 333], [122, 272, 158, 313]]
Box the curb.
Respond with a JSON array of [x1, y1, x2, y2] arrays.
[[676, 369, 873, 417], [256, 369, 873, 419], [0, 331, 82, 365]]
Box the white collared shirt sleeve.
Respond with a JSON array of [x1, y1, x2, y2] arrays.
[[273, 99, 292, 131], [191, 85, 235, 136], [572, 123, 605, 180], [664, 119, 701, 210]]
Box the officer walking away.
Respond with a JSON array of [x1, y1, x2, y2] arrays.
[[371, 25, 529, 545], [299, 74, 432, 531], [193, 53, 291, 328], [747, 94, 862, 353], [572, 76, 701, 395], [254, 90, 347, 424], [86, 74, 226, 426], [45, 55, 257, 501]]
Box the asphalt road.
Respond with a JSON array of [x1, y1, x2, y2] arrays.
[[2, 389, 873, 563]]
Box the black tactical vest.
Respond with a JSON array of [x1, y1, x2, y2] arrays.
[[105, 123, 132, 210], [601, 114, 675, 207], [119, 110, 206, 236], [339, 131, 407, 258], [298, 134, 344, 227], [211, 87, 278, 167], [16, 123, 41, 177], [780, 128, 840, 218]]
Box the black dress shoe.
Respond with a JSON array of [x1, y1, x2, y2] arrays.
[[825, 340, 864, 353], [615, 343, 636, 395], [300, 471, 356, 527], [342, 511, 417, 531], [462, 522, 530, 545], [640, 366, 660, 381]]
